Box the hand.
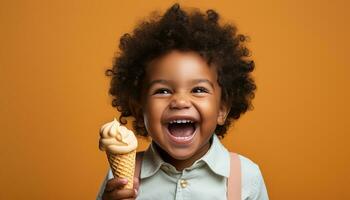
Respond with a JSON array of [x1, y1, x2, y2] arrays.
[[102, 177, 139, 200]]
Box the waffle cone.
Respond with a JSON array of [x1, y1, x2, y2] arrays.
[[106, 150, 136, 189]]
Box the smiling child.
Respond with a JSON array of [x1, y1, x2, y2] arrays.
[[97, 3, 269, 200]]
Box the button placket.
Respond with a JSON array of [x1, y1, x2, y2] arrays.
[[175, 179, 183, 200], [175, 171, 190, 200]]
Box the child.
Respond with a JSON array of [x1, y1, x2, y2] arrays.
[[97, 3, 269, 200]]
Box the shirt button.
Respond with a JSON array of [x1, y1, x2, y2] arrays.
[[180, 179, 188, 188]]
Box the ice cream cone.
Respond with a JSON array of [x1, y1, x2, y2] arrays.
[[99, 118, 138, 189], [106, 150, 136, 189]]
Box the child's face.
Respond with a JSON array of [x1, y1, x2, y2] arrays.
[[141, 50, 229, 161]]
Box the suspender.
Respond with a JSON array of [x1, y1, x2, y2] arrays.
[[134, 151, 241, 200], [228, 152, 241, 200], [134, 152, 144, 180]]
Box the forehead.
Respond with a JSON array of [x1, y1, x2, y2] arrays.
[[145, 50, 218, 83]]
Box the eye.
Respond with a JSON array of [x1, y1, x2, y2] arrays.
[[192, 86, 209, 94], [153, 88, 172, 95]]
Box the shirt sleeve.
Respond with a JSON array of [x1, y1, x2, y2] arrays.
[[96, 168, 113, 200], [239, 154, 269, 200], [250, 165, 269, 200]]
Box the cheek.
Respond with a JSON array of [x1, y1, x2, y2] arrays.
[[196, 97, 221, 116], [143, 99, 165, 127]]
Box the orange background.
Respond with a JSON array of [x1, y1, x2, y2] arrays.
[[1, 0, 349, 199]]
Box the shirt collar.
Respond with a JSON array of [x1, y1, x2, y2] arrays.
[[199, 134, 230, 177], [140, 134, 230, 179], [140, 140, 165, 179]]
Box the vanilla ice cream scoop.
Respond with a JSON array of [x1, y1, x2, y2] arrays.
[[99, 118, 138, 154]]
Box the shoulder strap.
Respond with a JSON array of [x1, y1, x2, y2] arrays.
[[227, 152, 241, 200], [135, 151, 144, 179]]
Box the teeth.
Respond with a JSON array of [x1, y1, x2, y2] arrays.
[[169, 119, 193, 124]]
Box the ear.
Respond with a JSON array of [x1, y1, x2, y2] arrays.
[[217, 103, 230, 126]]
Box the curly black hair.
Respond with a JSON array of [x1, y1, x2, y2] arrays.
[[105, 3, 256, 138]]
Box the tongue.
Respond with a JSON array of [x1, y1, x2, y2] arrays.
[[168, 123, 195, 137]]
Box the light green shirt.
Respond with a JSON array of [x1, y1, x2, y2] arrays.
[[97, 135, 269, 200]]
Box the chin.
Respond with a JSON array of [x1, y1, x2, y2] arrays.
[[166, 146, 197, 160]]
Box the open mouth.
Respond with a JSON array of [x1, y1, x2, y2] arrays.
[[166, 119, 197, 144]]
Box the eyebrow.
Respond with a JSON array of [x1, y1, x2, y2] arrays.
[[147, 79, 214, 89], [191, 79, 214, 88]]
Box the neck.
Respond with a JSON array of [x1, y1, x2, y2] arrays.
[[154, 137, 213, 171]]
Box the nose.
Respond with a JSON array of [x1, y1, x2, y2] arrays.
[[169, 93, 191, 110]]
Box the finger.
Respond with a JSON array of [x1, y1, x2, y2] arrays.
[[109, 188, 136, 199], [104, 178, 128, 192]]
